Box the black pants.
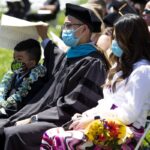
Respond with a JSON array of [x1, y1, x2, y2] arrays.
[[0, 128, 5, 150], [0, 122, 56, 150]]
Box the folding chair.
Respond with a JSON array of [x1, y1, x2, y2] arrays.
[[135, 116, 150, 150]]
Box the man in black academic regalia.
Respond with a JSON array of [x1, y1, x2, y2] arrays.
[[0, 3, 109, 150]]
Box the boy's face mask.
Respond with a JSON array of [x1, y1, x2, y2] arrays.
[[11, 60, 25, 72], [13, 51, 36, 72]]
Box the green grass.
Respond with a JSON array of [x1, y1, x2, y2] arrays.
[[142, 130, 150, 148], [79, 0, 88, 4], [0, 48, 13, 81]]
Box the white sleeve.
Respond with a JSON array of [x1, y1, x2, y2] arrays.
[[110, 66, 150, 125]]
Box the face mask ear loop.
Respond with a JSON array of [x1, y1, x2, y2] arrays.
[[74, 25, 85, 41]]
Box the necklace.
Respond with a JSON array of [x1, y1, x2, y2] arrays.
[[0, 64, 47, 108]]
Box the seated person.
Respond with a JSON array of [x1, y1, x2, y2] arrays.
[[5, 0, 30, 19], [130, 0, 147, 15], [26, 0, 60, 22], [40, 14, 150, 150], [0, 39, 46, 118], [103, 1, 137, 27]]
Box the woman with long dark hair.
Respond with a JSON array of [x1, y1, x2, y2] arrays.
[[40, 14, 150, 150]]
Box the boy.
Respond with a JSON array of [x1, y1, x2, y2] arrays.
[[0, 39, 46, 118]]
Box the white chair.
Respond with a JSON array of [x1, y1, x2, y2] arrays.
[[135, 116, 150, 150]]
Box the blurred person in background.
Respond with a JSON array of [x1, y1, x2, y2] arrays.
[[130, 0, 148, 15], [5, 0, 30, 19], [25, 0, 60, 22], [143, 0, 150, 32]]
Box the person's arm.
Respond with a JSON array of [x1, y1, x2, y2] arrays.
[[36, 25, 49, 41], [43, 0, 60, 13], [36, 25, 64, 80], [0, 71, 15, 105]]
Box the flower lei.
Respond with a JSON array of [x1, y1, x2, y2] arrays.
[[0, 64, 47, 108], [84, 119, 133, 149]]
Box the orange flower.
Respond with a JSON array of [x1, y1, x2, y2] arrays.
[[107, 121, 120, 138]]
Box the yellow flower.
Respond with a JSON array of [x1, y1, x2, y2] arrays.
[[84, 118, 133, 148]]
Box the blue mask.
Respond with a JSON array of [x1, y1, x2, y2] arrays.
[[62, 29, 79, 47], [111, 40, 123, 57]]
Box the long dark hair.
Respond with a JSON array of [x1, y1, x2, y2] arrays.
[[106, 14, 150, 91]]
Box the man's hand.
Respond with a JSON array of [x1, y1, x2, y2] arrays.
[[15, 118, 31, 126], [36, 25, 49, 40]]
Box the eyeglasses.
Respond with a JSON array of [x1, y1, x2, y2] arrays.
[[62, 23, 83, 29]]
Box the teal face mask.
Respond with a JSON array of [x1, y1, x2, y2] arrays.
[[111, 40, 123, 57], [62, 28, 80, 47]]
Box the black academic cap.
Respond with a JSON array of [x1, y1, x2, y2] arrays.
[[65, 3, 101, 32], [103, 2, 137, 27], [103, 12, 121, 27]]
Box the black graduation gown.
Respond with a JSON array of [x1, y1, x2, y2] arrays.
[[0, 40, 108, 150]]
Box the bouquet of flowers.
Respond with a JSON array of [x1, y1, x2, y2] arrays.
[[84, 118, 133, 149]]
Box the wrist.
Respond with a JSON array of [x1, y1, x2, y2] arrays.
[[31, 115, 38, 123], [94, 116, 101, 120], [41, 35, 49, 40]]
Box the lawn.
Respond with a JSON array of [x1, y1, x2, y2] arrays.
[[0, 48, 13, 80]]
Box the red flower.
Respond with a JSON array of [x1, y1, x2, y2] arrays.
[[107, 121, 120, 138], [98, 133, 106, 142]]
